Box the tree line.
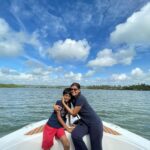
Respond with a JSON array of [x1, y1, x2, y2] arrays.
[[0, 83, 150, 91], [86, 84, 150, 91]]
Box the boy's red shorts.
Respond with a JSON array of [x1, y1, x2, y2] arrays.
[[42, 124, 65, 149]]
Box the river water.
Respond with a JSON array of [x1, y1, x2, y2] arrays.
[[0, 88, 150, 140]]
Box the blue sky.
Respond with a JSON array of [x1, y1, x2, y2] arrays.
[[0, 0, 150, 85]]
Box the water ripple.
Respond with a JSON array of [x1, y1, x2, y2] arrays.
[[0, 88, 150, 140]]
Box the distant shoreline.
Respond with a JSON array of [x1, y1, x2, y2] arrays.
[[0, 83, 150, 91]]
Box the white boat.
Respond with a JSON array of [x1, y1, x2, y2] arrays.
[[0, 118, 150, 150]]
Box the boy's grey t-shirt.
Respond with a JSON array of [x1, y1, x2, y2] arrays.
[[72, 93, 101, 126]]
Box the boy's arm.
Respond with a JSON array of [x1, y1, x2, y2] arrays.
[[53, 104, 62, 111], [68, 113, 71, 126], [56, 111, 73, 133]]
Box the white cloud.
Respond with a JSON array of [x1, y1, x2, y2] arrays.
[[24, 57, 64, 74], [0, 18, 42, 57], [0, 40, 23, 57], [131, 67, 144, 77], [24, 58, 46, 69], [0, 18, 24, 57], [32, 68, 49, 76], [0, 68, 19, 75], [47, 39, 90, 62], [116, 48, 135, 65], [0, 69, 33, 84], [64, 71, 82, 81], [85, 70, 95, 77], [88, 49, 117, 68], [88, 48, 135, 68], [18, 73, 34, 81], [111, 73, 129, 81], [109, 68, 150, 84], [0, 67, 83, 85], [110, 2, 150, 45], [30, 66, 63, 77], [0, 18, 10, 35], [1, 66, 150, 85], [0, 66, 63, 85]]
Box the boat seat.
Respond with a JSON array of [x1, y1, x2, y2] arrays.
[[25, 125, 121, 136]]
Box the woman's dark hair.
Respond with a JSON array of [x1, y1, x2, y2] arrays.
[[63, 88, 72, 96], [70, 82, 81, 89]]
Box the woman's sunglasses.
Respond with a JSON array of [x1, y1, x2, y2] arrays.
[[71, 88, 78, 91]]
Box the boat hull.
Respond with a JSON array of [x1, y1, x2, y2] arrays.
[[0, 119, 150, 150]]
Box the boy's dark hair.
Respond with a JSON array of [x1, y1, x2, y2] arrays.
[[63, 88, 72, 96], [70, 82, 81, 89]]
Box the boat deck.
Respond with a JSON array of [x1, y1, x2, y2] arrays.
[[25, 124, 121, 136]]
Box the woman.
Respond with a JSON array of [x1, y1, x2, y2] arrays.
[[61, 83, 103, 150]]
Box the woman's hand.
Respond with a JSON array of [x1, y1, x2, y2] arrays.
[[70, 124, 76, 128], [61, 96, 65, 105], [66, 126, 75, 133]]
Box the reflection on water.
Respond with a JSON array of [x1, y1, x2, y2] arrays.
[[0, 88, 150, 139]]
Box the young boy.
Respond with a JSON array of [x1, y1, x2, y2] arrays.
[[42, 88, 74, 150]]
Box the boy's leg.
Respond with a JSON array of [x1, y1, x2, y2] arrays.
[[56, 128, 70, 150], [59, 135, 70, 150], [71, 122, 88, 150], [42, 124, 56, 150]]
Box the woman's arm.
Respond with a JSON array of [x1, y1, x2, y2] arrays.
[[62, 98, 81, 117], [56, 111, 74, 133]]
